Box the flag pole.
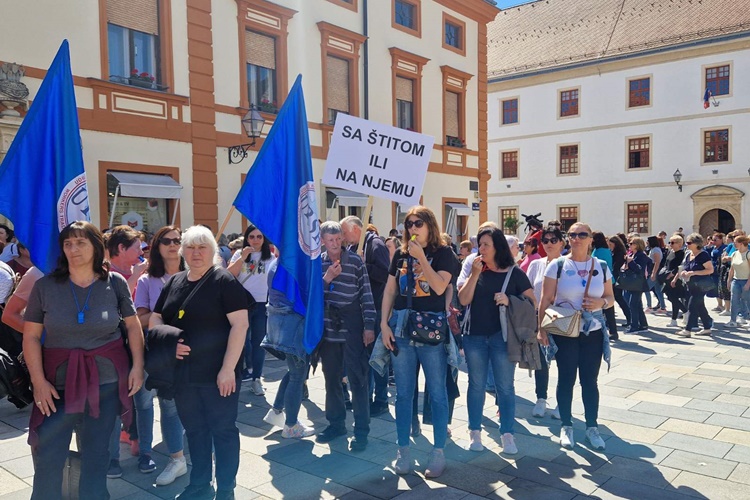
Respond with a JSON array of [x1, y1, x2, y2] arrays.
[[356, 196, 374, 257], [216, 206, 235, 242]]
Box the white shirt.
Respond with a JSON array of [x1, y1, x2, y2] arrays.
[[229, 249, 276, 303], [544, 257, 609, 331]]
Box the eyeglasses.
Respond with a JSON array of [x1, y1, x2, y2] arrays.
[[405, 219, 425, 229], [541, 237, 559, 244], [687, 241, 696, 245], [246, 234, 264, 239], [669, 241, 680, 245], [159, 237, 181, 246], [567, 232, 590, 240]]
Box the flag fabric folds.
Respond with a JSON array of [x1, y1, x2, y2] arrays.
[[233, 75, 323, 353], [703, 88, 712, 109], [0, 40, 89, 273]]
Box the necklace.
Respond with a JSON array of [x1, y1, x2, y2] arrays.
[[70, 279, 96, 324], [572, 259, 589, 287]]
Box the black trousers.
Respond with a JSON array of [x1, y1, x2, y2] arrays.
[[554, 330, 603, 428], [613, 287, 631, 325], [32, 383, 119, 500], [174, 383, 240, 491], [320, 337, 370, 438], [535, 343, 550, 400]]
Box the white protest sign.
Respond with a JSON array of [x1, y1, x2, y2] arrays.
[[323, 114, 434, 206]]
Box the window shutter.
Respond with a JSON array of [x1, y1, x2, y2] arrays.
[[107, 0, 159, 35], [245, 31, 276, 70], [396, 76, 413, 102], [327, 55, 350, 113], [445, 91, 459, 137]]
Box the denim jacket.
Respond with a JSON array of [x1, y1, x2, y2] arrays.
[[542, 308, 611, 371], [261, 304, 308, 361], [369, 309, 463, 376]]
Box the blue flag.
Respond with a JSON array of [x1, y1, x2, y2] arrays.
[[0, 40, 89, 273], [234, 75, 323, 353]]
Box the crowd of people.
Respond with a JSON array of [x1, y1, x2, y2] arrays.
[[0, 213, 748, 499]]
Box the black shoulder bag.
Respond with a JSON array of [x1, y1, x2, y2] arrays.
[[406, 255, 448, 345]]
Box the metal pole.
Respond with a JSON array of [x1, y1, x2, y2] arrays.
[[108, 186, 119, 229]]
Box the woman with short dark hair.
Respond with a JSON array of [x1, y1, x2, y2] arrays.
[[24, 221, 144, 499], [675, 233, 714, 338]]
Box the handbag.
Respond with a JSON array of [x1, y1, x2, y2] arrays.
[[541, 257, 595, 338], [615, 266, 648, 292], [687, 274, 715, 294], [405, 256, 448, 345]]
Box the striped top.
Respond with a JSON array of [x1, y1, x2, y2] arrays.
[[322, 249, 376, 341]]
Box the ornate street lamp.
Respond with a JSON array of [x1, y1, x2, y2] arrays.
[[228, 107, 265, 164], [673, 169, 683, 192]]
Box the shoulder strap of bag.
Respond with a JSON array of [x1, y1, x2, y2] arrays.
[[583, 258, 595, 298], [555, 256, 566, 280], [501, 265, 514, 294], [167, 266, 217, 324], [406, 255, 413, 310]]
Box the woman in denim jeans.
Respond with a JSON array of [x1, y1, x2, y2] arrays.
[[133, 226, 187, 485], [727, 235, 750, 328], [458, 227, 535, 455], [537, 222, 615, 451], [381, 206, 457, 478]]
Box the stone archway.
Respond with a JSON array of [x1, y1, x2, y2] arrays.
[[691, 185, 744, 234]]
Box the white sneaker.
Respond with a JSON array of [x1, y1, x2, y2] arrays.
[[532, 398, 547, 418], [696, 328, 712, 336], [251, 379, 265, 396], [727, 321, 739, 327], [676, 329, 692, 338], [738, 318, 747, 325], [667, 319, 678, 327], [281, 422, 315, 438], [263, 408, 285, 428], [550, 405, 561, 420], [720, 310, 731, 316], [469, 430, 484, 451], [560, 426, 575, 449], [155, 457, 187, 486], [585, 427, 606, 450], [501, 433, 518, 455]]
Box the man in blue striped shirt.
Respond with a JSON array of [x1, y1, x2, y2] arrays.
[[315, 221, 376, 452]]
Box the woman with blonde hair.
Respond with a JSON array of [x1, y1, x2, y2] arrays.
[[537, 222, 614, 451]]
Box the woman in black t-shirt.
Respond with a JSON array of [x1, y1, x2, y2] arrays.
[[458, 227, 534, 456], [150, 226, 248, 500], [381, 206, 454, 478], [674, 233, 714, 338]]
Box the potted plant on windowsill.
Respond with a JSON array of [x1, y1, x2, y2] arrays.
[[258, 99, 278, 114], [446, 136, 466, 149], [504, 216, 519, 234], [128, 69, 156, 89]]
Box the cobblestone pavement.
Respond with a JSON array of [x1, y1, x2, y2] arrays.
[[2, 306, 750, 499]]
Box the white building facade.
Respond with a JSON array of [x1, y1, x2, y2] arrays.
[[0, 0, 498, 240], [487, 0, 750, 238]]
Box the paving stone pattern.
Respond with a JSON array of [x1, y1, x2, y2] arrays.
[[2, 308, 750, 498]]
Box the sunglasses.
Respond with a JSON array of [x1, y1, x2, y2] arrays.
[[567, 232, 590, 240], [159, 237, 181, 246], [687, 241, 696, 245], [669, 241, 680, 244], [246, 234, 264, 239], [541, 237, 560, 244], [405, 219, 425, 229]]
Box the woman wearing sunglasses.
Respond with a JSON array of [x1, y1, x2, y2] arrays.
[[674, 233, 714, 338], [537, 222, 614, 451], [228, 224, 276, 395], [622, 237, 652, 334], [525, 226, 566, 419], [663, 234, 687, 327], [381, 206, 457, 478], [133, 226, 188, 485]]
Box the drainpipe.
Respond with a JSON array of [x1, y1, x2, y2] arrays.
[[362, 0, 369, 119]]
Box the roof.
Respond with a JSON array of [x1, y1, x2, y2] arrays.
[[488, 0, 750, 79]]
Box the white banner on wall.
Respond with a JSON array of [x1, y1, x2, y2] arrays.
[[323, 114, 434, 206]]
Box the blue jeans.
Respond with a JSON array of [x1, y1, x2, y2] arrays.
[[625, 290, 645, 331], [272, 355, 310, 426], [134, 386, 185, 456], [244, 304, 268, 379], [731, 279, 750, 322], [463, 333, 516, 435], [391, 337, 448, 448], [32, 383, 119, 500], [646, 278, 666, 309]]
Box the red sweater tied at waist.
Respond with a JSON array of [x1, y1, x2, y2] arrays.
[[28, 338, 132, 448]]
